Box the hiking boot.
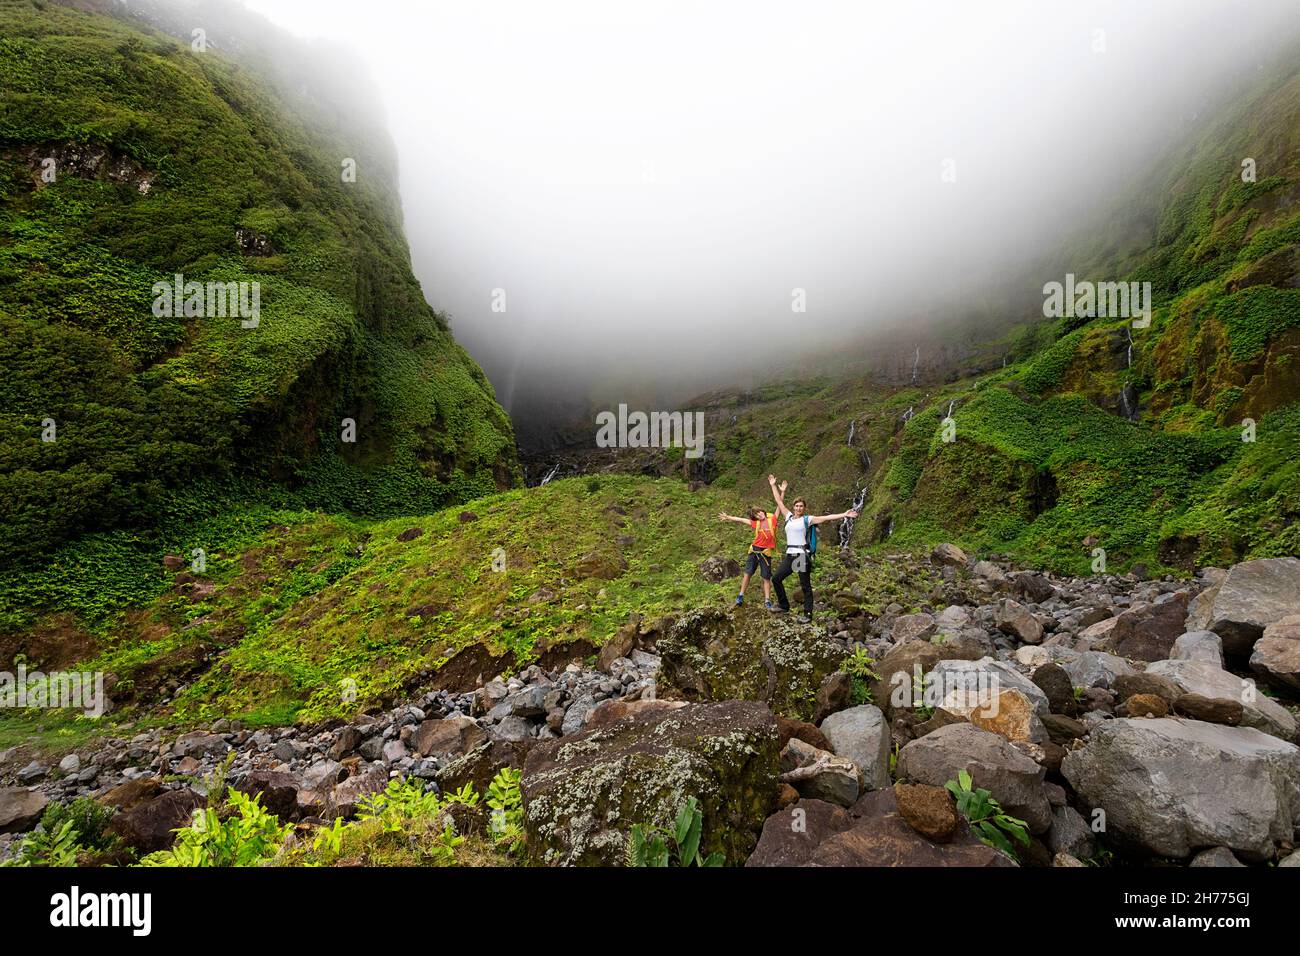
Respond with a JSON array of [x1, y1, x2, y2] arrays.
[[764, 601, 775, 611], [734, 594, 744, 606]]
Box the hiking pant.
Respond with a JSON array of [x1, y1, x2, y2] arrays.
[[773, 550, 814, 615]]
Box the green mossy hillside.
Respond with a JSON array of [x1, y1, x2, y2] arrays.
[[0, 0, 519, 568]]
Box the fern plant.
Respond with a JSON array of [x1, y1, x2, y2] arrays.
[[944, 769, 1030, 860], [487, 767, 525, 856], [843, 647, 880, 705], [627, 797, 724, 867], [2, 819, 80, 867]]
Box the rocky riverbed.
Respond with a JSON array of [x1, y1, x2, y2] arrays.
[[3, 547, 1299, 867]]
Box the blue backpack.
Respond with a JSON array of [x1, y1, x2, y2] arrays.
[[803, 516, 818, 556]]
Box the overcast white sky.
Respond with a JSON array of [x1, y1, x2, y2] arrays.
[[241, 0, 1298, 434]]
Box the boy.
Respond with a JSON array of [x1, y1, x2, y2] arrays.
[[718, 490, 783, 609]]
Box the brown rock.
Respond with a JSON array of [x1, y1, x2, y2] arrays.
[[596, 616, 640, 670], [396, 527, 424, 541], [893, 782, 959, 842], [1101, 593, 1190, 662], [1113, 672, 1183, 704], [777, 715, 833, 752], [1042, 713, 1088, 745], [745, 799, 853, 867], [0, 788, 48, 834], [813, 672, 853, 724], [233, 770, 302, 822], [1118, 693, 1168, 718], [412, 715, 487, 758], [434, 738, 534, 796], [587, 698, 686, 729], [1173, 693, 1243, 726], [97, 777, 163, 813]]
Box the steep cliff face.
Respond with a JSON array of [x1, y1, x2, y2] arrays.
[[0, 0, 520, 566]]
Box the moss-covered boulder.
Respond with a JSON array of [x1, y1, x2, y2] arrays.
[[656, 608, 848, 721], [520, 700, 779, 866]]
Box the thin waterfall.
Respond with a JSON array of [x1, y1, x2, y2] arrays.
[[538, 462, 561, 486]]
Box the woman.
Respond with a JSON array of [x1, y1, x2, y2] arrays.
[[768, 474, 859, 619], [718, 497, 781, 609]]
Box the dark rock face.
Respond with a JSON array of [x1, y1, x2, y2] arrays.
[[434, 739, 534, 797], [521, 700, 779, 866], [1098, 593, 1189, 662], [108, 789, 205, 854], [233, 770, 302, 822], [656, 608, 846, 722], [744, 799, 852, 867]]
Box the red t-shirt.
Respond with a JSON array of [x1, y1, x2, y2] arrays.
[[750, 516, 776, 550]]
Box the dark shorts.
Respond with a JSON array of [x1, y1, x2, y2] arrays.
[[744, 547, 773, 579]]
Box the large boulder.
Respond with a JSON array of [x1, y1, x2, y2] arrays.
[[434, 738, 534, 796], [896, 723, 1051, 834], [656, 608, 846, 721], [870, 639, 984, 719], [1061, 718, 1300, 861], [995, 600, 1043, 645], [1145, 659, 1296, 741], [929, 657, 1050, 717], [1185, 558, 1300, 657], [232, 770, 302, 822], [1097, 593, 1190, 662], [521, 700, 779, 866], [818, 705, 891, 790], [0, 788, 48, 834], [1249, 614, 1300, 694]]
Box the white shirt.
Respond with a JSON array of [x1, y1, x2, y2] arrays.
[[784, 513, 810, 553]]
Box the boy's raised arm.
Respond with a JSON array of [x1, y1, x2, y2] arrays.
[[768, 474, 790, 517]]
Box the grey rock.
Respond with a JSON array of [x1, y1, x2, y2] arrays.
[[1171, 631, 1223, 667], [302, 759, 343, 792], [1186, 557, 1300, 656], [1189, 847, 1245, 867], [1062, 717, 1300, 861], [493, 716, 532, 742], [1064, 651, 1136, 690], [1047, 804, 1096, 859], [818, 705, 890, 790]]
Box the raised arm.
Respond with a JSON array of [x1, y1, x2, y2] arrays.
[[768, 475, 790, 518], [717, 512, 752, 525], [810, 509, 860, 526]]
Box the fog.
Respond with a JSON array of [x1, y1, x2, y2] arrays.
[[242, 0, 1300, 445]]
